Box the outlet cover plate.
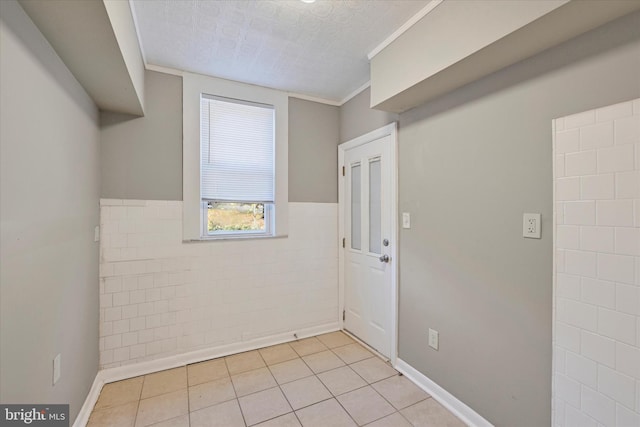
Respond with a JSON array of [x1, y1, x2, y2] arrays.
[[523, 213, 541, 239]]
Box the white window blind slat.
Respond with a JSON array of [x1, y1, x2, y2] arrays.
[[200, 95, 275, 202]]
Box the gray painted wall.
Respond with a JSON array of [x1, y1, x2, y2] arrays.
[[289, 97, 340, 203], [339, 87, 398, 143], [101, 70, 183, 201], [341, 12, 640, 427], [0, 1, 100, 423], [101, 75, 338, 203]]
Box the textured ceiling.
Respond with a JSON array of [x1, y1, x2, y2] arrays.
[[131, 0, 429, 102]]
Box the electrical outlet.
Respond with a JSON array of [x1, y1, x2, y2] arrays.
[[428, 328, 439, 350], [523, 213, 541, 239], [53, 354, 61, 385]]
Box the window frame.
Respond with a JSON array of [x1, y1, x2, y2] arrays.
[[183, 72, 288, 241]]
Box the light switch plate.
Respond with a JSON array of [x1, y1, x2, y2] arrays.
[[53, 354, 61, 385], [402, 212, 411, 229], [428, 328, 439, 350], [94, 226, 100, 242], [523, 213, 541, 239]]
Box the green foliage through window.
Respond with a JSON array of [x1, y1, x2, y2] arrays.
[[207, 202, 265, 232]]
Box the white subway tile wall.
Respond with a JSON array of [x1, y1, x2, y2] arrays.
[[98, 201, 338, 368], [554, 99, 640, 427]]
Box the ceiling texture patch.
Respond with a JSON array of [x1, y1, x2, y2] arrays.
[[131, 0, 428, 102]]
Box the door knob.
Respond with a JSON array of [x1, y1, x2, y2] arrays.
[[379, 254, 390, 263]]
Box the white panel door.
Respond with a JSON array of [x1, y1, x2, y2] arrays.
[[344, 135, 393, 357]]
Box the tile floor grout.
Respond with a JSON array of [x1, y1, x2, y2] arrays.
[[267, 337, 367, 426], [257, 346, 306, 427], [242, 337, 353, 426], [132, 375, 143, 426], [87, 331, 464, 427], [265, 349, 416, 426], [228, 353, 249, 427]]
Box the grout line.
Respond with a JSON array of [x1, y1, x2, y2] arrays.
[[279, 366, 336, 411], [132, 375, 145, 426], [340, 330, 389, 362], [314, 358, 381, 424], [332, 388, 361, 426], [362, 361, 433, 413], [291, 407, 304, 426], [224, 359, 247, 427], [396, 405, 416, 425], [292, 395, 343, 420], [186, 378, 193, 414], [329, 346, 377, 366], [136, 368, 190, 402], [297, 347, 319, 375], [276, 381, 296, 412], [256, 347, 269, 367], [236, 399, 248, 427], [371, 376, 419, 413], [339, 363, 368, 387]]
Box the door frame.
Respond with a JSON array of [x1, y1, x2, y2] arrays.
[[338, 122, 398, 364]]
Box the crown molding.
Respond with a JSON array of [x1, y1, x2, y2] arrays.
[[340, 81, 371, 105], [368, 0, 444, 60]]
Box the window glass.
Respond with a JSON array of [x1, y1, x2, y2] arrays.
[[207, 202, 267, 234], [351, 163, 361, 250], [369, 158, 381, 254]]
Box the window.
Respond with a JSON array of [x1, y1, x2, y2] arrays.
[[200, 95, 274, 237], [182, 72, 288, 241]]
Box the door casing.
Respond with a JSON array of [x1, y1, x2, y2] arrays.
[[338, 122, 398, 364]]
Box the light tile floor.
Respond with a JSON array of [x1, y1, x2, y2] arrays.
[[88, 332, 465, 427]]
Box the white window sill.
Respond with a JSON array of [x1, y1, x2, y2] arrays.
[[183, 234, 288, 243]]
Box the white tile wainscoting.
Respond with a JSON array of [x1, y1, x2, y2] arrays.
[[553, 99, 640, 427], [98, 201, 339, 369]]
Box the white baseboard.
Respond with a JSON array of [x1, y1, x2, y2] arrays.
[[394, 358, 493, 427], [72, 372, 106, 427], [101, 322, 340, 383], [72, 322, 340, 426]]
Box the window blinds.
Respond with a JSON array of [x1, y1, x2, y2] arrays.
[[200, 95, 275, 203]]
